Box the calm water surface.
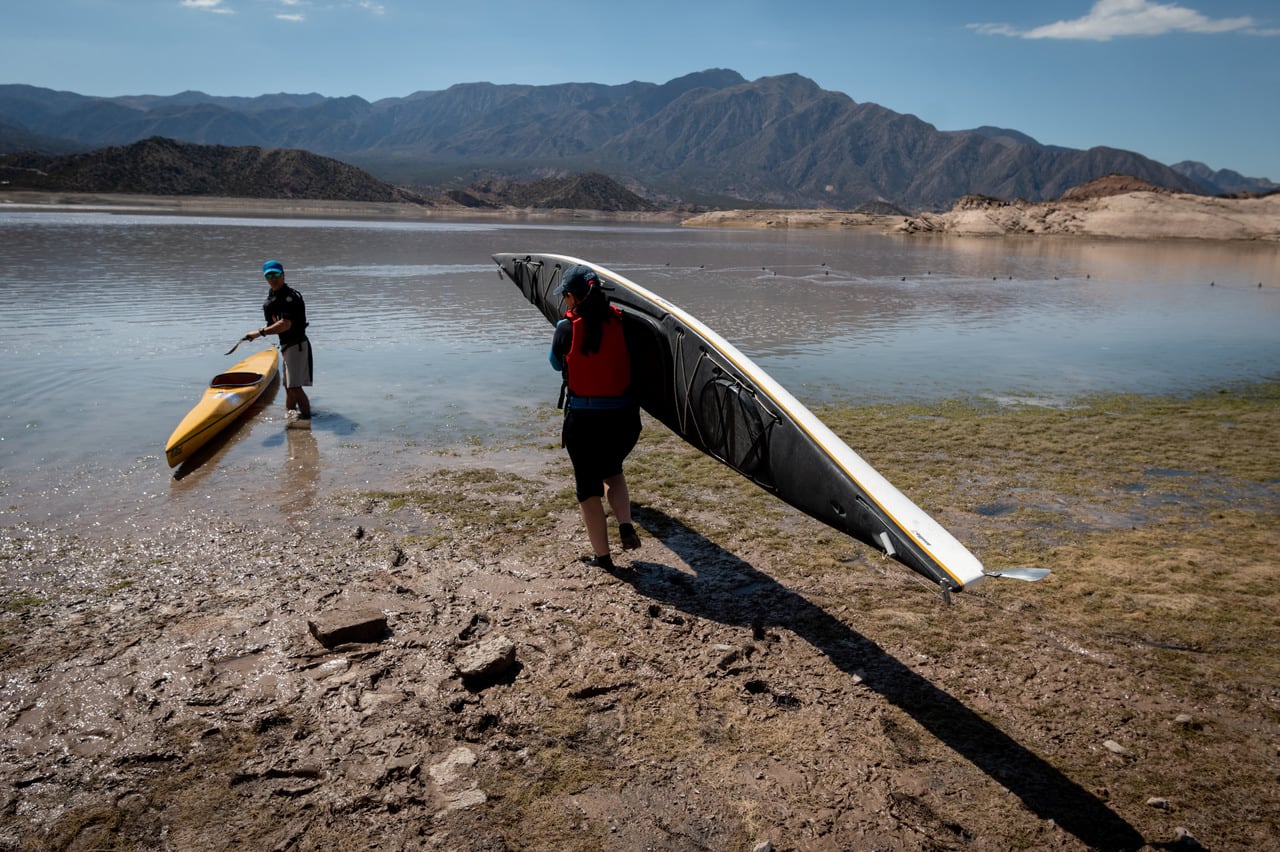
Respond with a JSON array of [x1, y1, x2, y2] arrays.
[[2, 207, 1277, 530]]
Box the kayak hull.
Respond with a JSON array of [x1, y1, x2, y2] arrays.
[[165, 347, 279, 468], [494, 253, 986, 592]]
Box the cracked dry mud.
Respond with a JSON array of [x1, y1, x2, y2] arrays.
[[2, 389, 1277, 850]]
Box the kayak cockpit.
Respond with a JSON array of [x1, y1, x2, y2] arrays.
[[210, 371, 265, 388]]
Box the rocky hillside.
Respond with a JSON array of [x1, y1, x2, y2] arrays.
[[0, 137, 666, 212], [0, 120, 81, 157], [0, 136, 428, 204], [449, 173, 659, 212], [1057, 174, 1170, 200]]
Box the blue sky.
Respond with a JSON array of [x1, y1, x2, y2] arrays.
[[4, 0, 1278, 179]]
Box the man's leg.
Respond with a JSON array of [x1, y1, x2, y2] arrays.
[[286, 387, 311, 419]]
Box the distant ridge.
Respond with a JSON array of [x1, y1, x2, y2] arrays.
[[2, 73, 1274, 209], [0, 136, 428, 203], [1170, 161, 1279, 197]]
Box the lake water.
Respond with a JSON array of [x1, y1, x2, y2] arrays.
[[2, 206, 1277, 531]]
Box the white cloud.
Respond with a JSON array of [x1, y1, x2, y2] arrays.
[[181, 0, 234, 13], [272, 0, 303, 22], [179, 0, 385, 22], [969, 0, 1264, 41], [268, 0, 382, 20]]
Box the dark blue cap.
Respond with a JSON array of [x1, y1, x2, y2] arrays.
[[263, 260, 284, 276], [554, 264, 599, 298]]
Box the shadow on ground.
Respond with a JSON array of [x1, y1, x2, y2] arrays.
[[618, 505, 1145, 851]]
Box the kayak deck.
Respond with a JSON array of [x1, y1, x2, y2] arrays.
[[211, 371, 269, 388], [165, 347, 279, 468]]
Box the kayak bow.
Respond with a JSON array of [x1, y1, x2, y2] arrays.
[[165, 346, 279, 468]]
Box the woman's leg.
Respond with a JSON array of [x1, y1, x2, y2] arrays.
[[603, 473, 631, 525], [606, 474, 641, 549], [579, 496, 611, 557]]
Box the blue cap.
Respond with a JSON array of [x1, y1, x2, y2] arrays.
[[554, 264, 599, 298], [263, 260, 284, 276]]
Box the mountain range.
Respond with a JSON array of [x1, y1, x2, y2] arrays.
[[0, 136, 663, 212], [1, 70, 1274, 211]]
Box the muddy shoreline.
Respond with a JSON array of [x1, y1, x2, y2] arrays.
[[2, 386, 1277, 850], [0, 190, 690, 226]]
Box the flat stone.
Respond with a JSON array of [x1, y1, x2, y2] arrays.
[[455, 635, 516, 680], [439, 787, 487, 815], [1102, 739, 1135, 760], [307, 610, 388, 648], [429, 746, 477, 786]]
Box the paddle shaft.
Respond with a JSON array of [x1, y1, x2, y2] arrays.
[[224, 335, 252, 356]]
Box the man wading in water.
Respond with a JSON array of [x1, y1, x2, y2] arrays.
[[246, 260, 312, 428]]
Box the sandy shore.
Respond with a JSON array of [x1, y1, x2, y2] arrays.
[[680, 209, 902, 232], [2, 387, 1277, 849], [685, 191, 1280, 242], [898, 190, 1280, 242]]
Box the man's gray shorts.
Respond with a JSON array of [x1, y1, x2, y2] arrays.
[[282, 339, 313, 389]]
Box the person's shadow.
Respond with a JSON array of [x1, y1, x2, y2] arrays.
[[616, 505, 1145, 851]]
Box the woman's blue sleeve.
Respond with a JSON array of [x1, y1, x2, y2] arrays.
[[548, 319, 569, 372]]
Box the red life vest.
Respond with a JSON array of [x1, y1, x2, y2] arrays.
[[565, 306, 631, 398]]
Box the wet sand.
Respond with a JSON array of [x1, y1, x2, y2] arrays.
[[2, 385, 1277, 849]]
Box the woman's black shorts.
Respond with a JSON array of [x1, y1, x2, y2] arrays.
[[562, 405, 641, 502]]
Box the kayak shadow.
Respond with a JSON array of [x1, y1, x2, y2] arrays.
[[621, 505, 1145, 852]]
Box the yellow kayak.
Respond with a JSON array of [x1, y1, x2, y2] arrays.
[[165, 347, 279, 468]]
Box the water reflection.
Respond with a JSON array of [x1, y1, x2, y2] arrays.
[[281, 428, 319, 518], [1, 209, 1277, 527]]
